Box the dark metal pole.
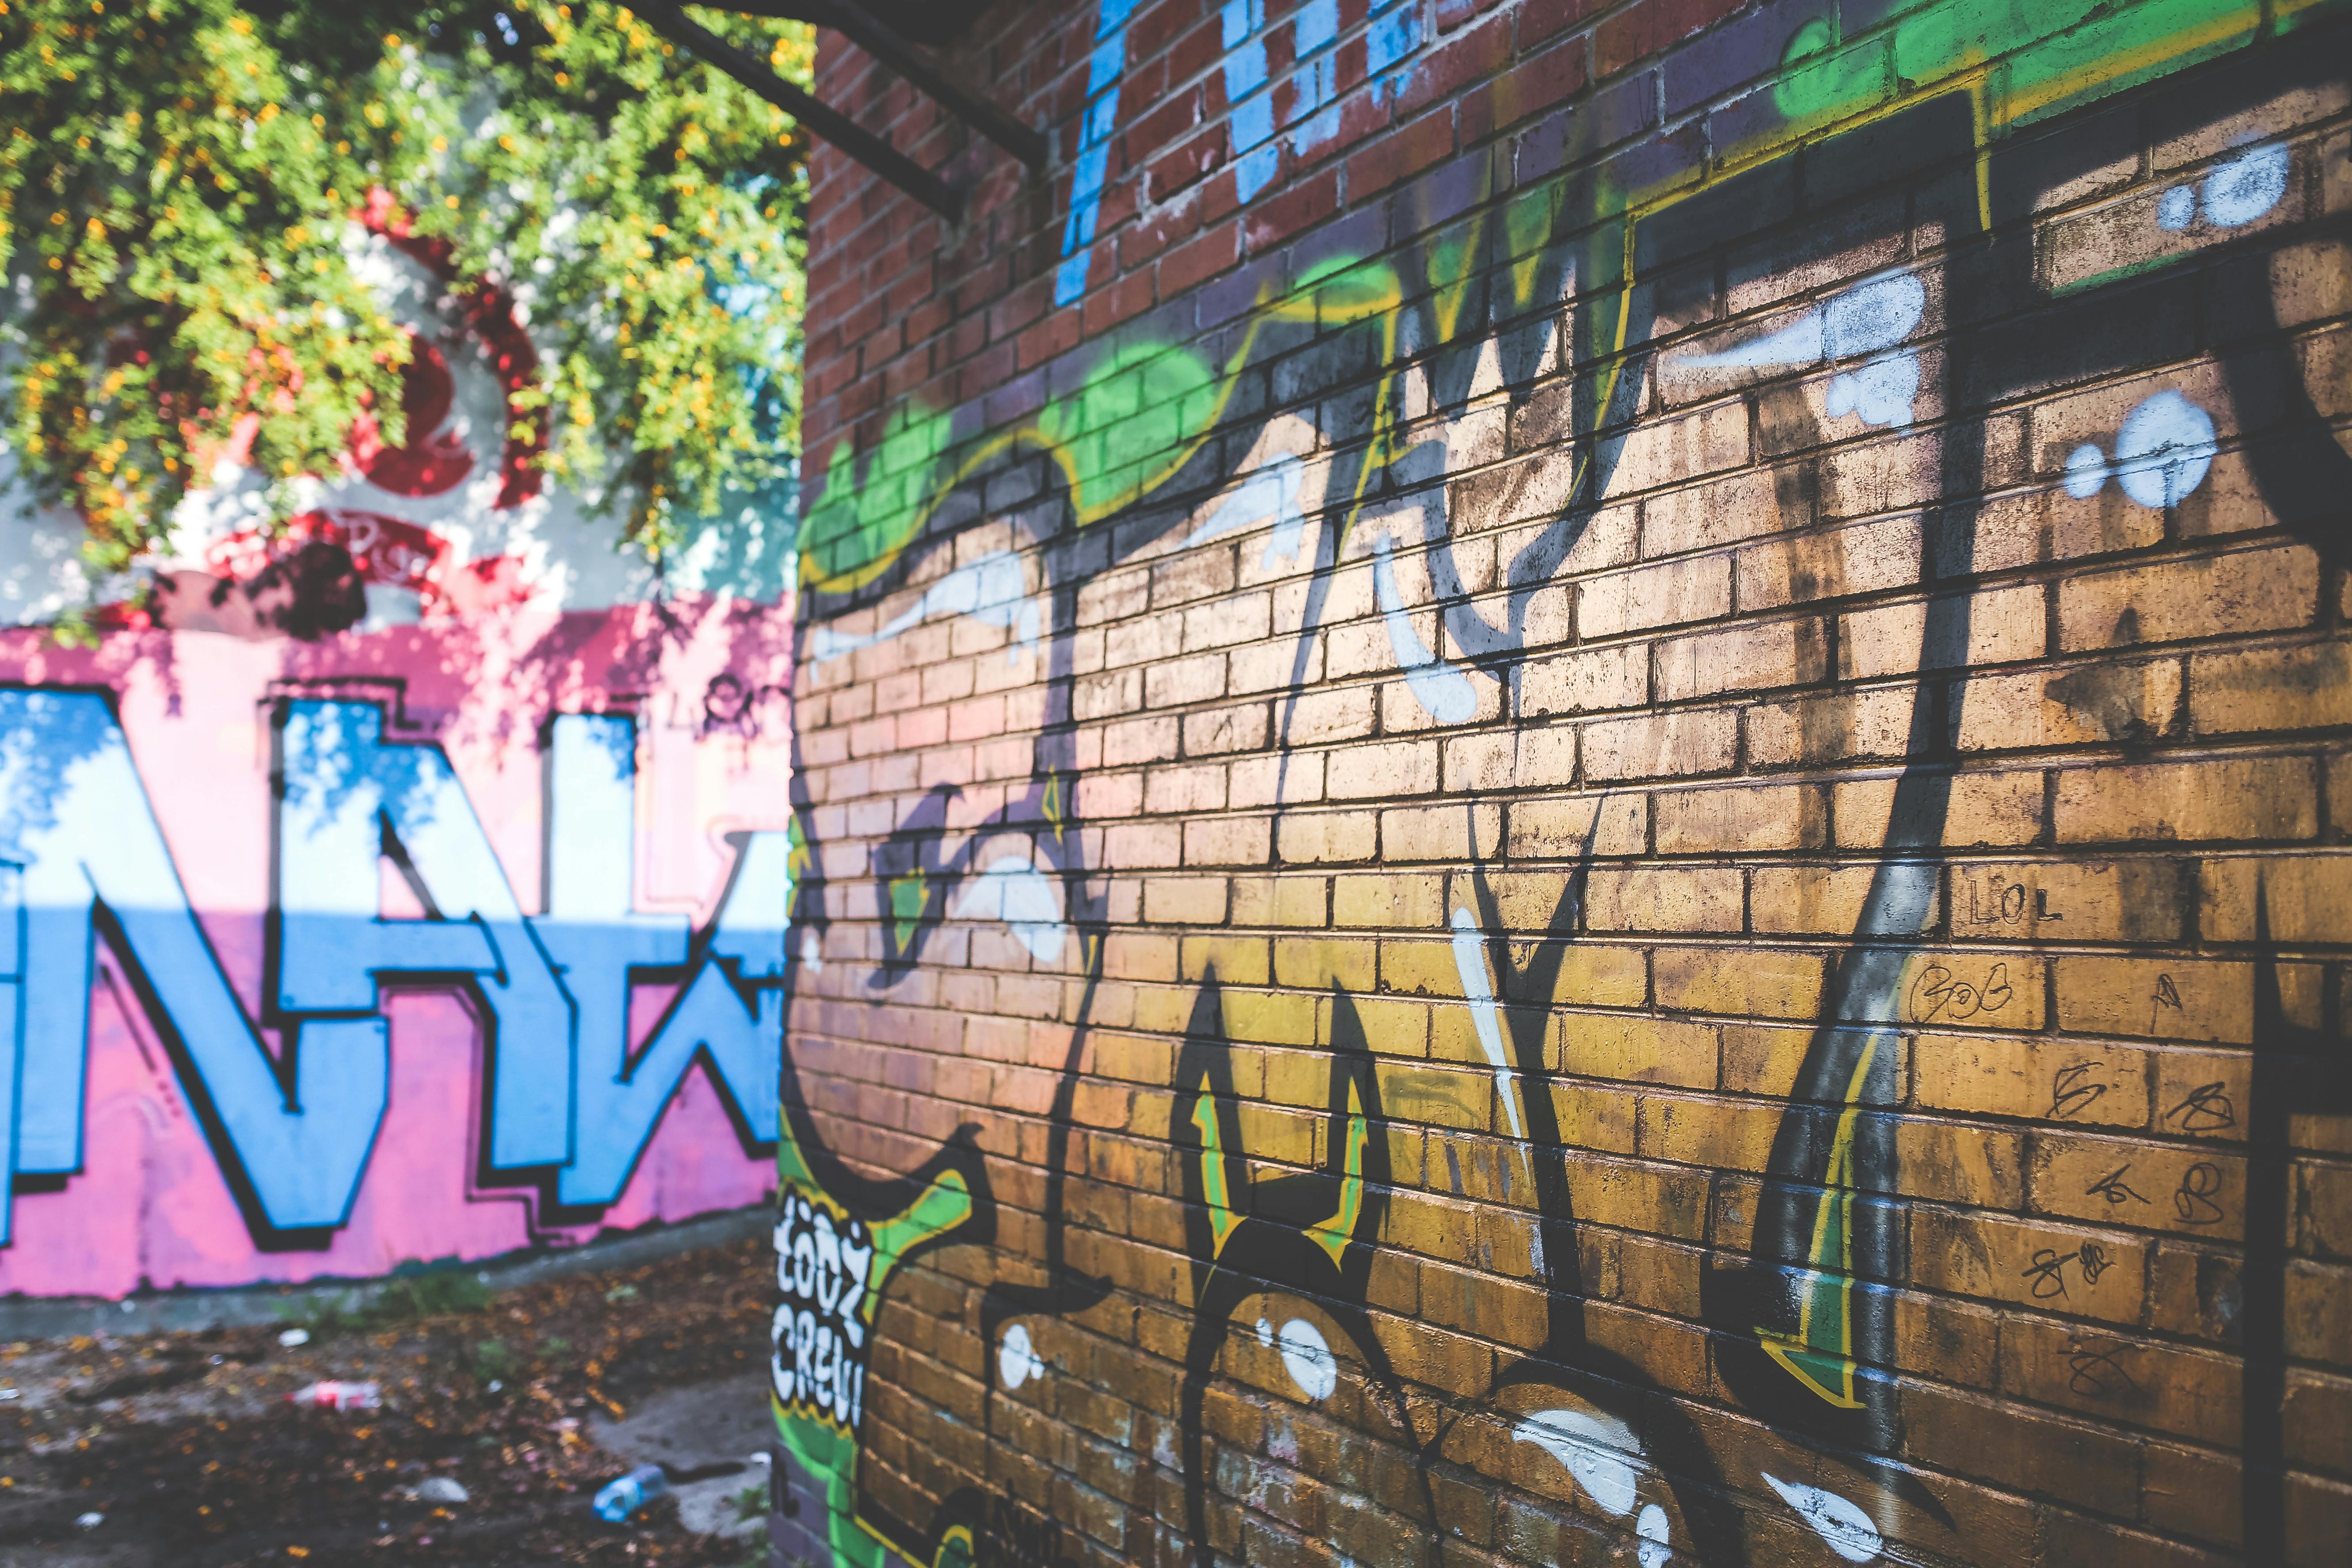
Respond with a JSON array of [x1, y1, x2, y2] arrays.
[[731, 0, 1046, 168], [640, 1, 963, 220]]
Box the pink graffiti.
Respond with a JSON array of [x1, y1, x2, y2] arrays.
[[0, 597, 792, 1298]]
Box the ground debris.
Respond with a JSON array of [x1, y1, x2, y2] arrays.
[[0, 1238, 771, 1565]]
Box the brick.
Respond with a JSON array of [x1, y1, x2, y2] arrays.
[[1914, 1032, 2153, 1129], [1184, 814, 1271, 866], [1505, 794, 1650, 859], [1654, 946, 1823, 1019], [2188, 641, 2352, 736], [1745, 686, 1919, 767], [1577, 553, 1733, 639], [1440, 726, 1577, 792], [1654, 783, 1823, 854], [1654, 616, 1827, 701], [1640, 1092, 1782, 1171], [2057, 546, 2321, 651], [1896, 950, 2048, 1032], [1594, 0, 1745, 81], [1641, 467, 1801, 558], [2054, 957, 2254, 1044], [1748, 864, 1878, 935], [1834, 771, 2046, 850], [2029, 1132, 2246, 1240], [1344, 107, 1456, 200], [1380, 804, 1504, 863], [2001, 1318, 2239, 1445], [1947, 858, 2188, 943], [1952, 660, 2183, 752], [2053, 757, 2319, 844], [1901, 1383, 2142, 1520], [1600, 398, 1750, 498], [1231, 876, 1331, 928], [1581, 866, 1744, 932], [1896, 1114, 2024, 1208], [1556, 1015, 1719, 1088], [2200, 854, 2352, 942], [1735, 514, 1922, 610], [1520, 642, 1648, 716], [1145, 877, 1231, 926], [1913, 1209, 2150, 1322], [1277, 810, 1379, 865], [1582, 707, 1738, 781], [1841, 584, 2046, 681], [1327, 739, 1441, 799]]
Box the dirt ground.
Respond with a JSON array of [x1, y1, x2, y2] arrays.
[[0, 1237, 781, 1566]]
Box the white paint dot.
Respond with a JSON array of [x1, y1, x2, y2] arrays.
[[1275, 1319, 1336, 1401], [999, 1324, 1044, 1390], [2155, 185, 2196, 232], [2201, 142, 2289, 228], [1636, 1502, 1673, 1568], [2113, 390, 2216, 509], [2063, 442, 2109, 500]]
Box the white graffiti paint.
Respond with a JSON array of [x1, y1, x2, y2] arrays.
[[2063, 441, 2110, 499], [1761, 1473, 1883, 1563], [771, 1197, 875, 1430], [1275, 1318, 1337, 1401], [1449, 908, 1525, 1138], [807, 549, 1040, 666], [953, 856, 1067, 964], [2055, 390, 2216, 509], [2113, 389, 2218, 508], [1824, 352, 1921, 428], [1184, 452, 1308, 566], [1373, 535, 1479, 725], [998, 1323, 1045, 1391], [2152, 142, 2287, 235], [1513, 1406, 1643, 1518], [2201, 141, 2290, 227], [1636, 1502, 1673, 1568], [1686, 272, 1926, 372]]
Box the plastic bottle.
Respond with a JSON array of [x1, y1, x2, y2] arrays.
[[591, 1464, 669, 1523], [286, 1380, 381, 1411]]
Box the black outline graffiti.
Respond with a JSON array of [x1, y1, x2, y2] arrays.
[[774, 29, 2352, 1567]]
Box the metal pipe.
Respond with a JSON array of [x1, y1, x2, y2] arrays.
[[640, 1, 963, 220]]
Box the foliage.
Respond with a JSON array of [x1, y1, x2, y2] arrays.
[[0, 0, 809, 598]]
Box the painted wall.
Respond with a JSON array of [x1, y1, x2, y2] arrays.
[[774, 2, 2352, 1566], [0, 223, 795, 1298]]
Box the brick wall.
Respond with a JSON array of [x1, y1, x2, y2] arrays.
[[774, 3, 2352, 1566]]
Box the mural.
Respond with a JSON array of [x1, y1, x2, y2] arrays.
[[774, 3, 2350, 1568], [0, 206, 797, 1296]]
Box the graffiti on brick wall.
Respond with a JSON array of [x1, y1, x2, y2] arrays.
[[0, 228, 797, 1296], [778, 4, 2351, 1566]]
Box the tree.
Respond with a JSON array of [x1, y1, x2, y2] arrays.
[[0, 0, 810, 631]]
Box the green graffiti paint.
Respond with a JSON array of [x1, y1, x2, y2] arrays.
[[1769, 0, 2269, 141], [797, 400, 957, 592], [772, 1119, 977, 1568], [1034, 339, 1220, 519]]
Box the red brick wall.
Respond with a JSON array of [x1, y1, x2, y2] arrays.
[[774, 4, 2352, 1566]]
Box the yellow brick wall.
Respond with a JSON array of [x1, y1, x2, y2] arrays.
[[779, 5, 2352, 1566]]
